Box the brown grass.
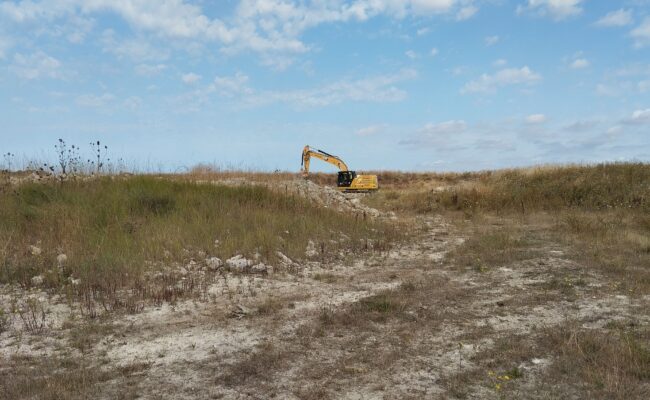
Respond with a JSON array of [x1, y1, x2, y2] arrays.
[[0, 176, 397, 315]]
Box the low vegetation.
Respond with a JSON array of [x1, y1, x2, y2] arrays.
[[0, 176, 395, 313]]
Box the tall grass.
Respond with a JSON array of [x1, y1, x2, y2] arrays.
[[0, 177, 395, 310], [366, 163, 650, 214]]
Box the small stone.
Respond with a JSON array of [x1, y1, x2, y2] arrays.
[[206, 257, 223, 271], [305, 240, 318, 258], [250, 263, 268, 274], [31, 275, 44, 286], [178, 267, 188, 276], [56, 253, 67, 267], [29, 245, 42, 256], [226, 255, 253, 272], [68, 277, 81, 286], [276, 251, 293, 265]]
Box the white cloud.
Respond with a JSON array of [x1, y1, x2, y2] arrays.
[[400, 120, 467, 145], [461, 66, 541, 94], [101, 30, 169, 62], [525, 114, 547, 124], [135, 63, 167, 77], [595, 9, 633, 28], [430, 47, 439, 57], [456, 6, 478, 21], [493, 59, 507, 67], [123, 96, 142, 110], [622, 109, 650, 125], [9, 51, 62, 80], [212, 72, 253, 97], [631, 17, 650, 48], [356, 124, 386, 136], [182, 72, 202, 85], [417, 27, 431, 36], [405, 50, 419, 59], [0, 0, 471, 64], [0, 36, 11, 59], [76, 93, 115, 107], [485, 35, 499, 46], [210, 68, 417, 108], [517, 0, 584, 21], [570, 58, 590, 69]]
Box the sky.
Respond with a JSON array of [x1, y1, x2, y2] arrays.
[[1, 0, 650, 172]]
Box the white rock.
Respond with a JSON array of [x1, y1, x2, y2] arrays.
[[31, 275, 44, 286], [250, 263, 269, 274], [178, 267, 188, 276], [29, 245, 42, 256], [56, 253, 67, 267], [226, 255, 253, 272], [206, 257, 223, 271], [68, 277, 81, 286], [305, 240, 318, 258], [276, 251, 293, 265]]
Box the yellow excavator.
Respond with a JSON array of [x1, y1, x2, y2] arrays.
[[301, 145, 378, 192]]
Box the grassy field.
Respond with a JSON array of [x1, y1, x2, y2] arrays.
[[0, 176, 395, 314], [361, 163, 650, 398]]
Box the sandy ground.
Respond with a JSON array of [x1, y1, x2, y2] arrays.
[[1, 181, 648, 399]]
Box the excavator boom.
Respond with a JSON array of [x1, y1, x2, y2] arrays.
[[300, 145, 378, 192]]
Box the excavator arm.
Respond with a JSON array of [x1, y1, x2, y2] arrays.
[[301, 145, 349, 176]]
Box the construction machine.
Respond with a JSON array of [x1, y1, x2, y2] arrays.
[[301, 145, 378, 192]]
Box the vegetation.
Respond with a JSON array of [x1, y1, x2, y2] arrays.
[[0, 176, 395, 313]]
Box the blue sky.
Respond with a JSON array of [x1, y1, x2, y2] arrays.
[[1, 0, 650, 172]]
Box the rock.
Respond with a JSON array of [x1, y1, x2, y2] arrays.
[[276, 251, 293, 265], [31, 275, 44, 286], [68, 277, 81, 286], [214, 239, 221, 247], [305, 240, 318, 258], [29, 245, 42, 256], [226, 255, 253, 272], [178, 267, 188, 276], [206, 257, 223, 271], [186, 260, 198, 270], [250, 263, 269, 274], [56, 253, 67, 267], [229, 304, 253, 319]]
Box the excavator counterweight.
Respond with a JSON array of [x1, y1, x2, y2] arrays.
[[301, 145, 378, 192]]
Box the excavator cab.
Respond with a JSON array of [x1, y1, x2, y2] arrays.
[[337, 171, 357, 188]]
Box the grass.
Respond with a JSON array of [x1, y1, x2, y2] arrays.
[[0, 176, 396, 312], [364, 163, 650, 293]]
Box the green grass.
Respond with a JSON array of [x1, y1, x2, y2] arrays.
[[0, 176, 395, 309]]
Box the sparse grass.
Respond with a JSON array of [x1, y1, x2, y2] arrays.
[[365, 163, 650, 293], [545, 324, 650, 399], [0, 176, 396, 313]]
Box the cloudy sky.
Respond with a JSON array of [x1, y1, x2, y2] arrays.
[[1, 0, 650, 172]]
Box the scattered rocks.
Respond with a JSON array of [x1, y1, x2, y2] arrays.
[[250, 263, 272, 274], [226, 255, 254, 273], [206, 257, 223, 271], [31, 275, 44, 286], [29, 245, 42, 256]]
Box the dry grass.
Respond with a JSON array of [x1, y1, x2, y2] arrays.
[[0, 176, 396, 313], [366, 163, 650, 292]]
